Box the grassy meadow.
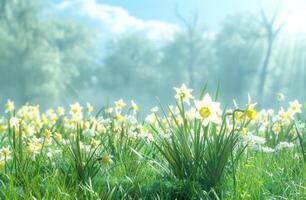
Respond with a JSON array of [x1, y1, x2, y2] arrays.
[[0, 84, 305, 200]]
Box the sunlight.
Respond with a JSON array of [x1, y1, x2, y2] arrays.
[[281, 0, 306, 33]]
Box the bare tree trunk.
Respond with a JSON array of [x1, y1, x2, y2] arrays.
[[257, 2, 283, 106], [176, 6, 198, 89], [257, 37, 273, 105], [187, 29, 195, 89]]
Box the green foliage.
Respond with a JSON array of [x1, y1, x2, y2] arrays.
[[0, 99, 305, 199], [295, 122, 306, 163], [100, 34, 160, 90], [0, 0, 95, 105], [150, 102, 246, 198], [230, 151, 306, 199], [53, 124, 102, 185]]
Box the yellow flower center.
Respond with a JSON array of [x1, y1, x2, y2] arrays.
[[180, 92, 187, 99], [199, 107, 211, 118], [2, 149, 10, 157], [132, 105, 139, 111], [273, 123, 281, 134], [115, 113, 124, 122], [71, 107, 79, 114], [246, 108, 256, 120], [291, 105, 297, 112], [101, 155, 111, 166]]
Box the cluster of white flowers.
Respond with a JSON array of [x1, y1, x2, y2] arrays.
[[275, 142, 294, 151], [244, 134, 266, 146], [0, 86, 304, 170]]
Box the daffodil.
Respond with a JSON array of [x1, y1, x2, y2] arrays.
[[97, 124, 106, 133], [114, 112, 124, 122], [272, 122, 281, 134], [5, 100, 15, 113], [90, 138, 99, 148], [245, 94, 257, 121], [57, 107, 65, 116], [105, 107, 113, 114], [145, 113, 157, 124], [26, 141, 42, 158], [9, 117, 19, 127], [289, 100, 302, 114], [114, 99, 126, 110], [278, 107, 293, 125], [41, 114, 49, 125], [276, 93, 285, 102], [46, 109, 56, 118], [0, 147, 11, 159], [194, 93, 221, 126], [101, 154, 113, 167], [23, 125, 35, 136], [44, 129, 52, 139], [69, 102, 83, 119], [174, 83, 194, 105], [87, 103, 94, 113], [131, 100, 139, 112], [245, 106, 257, 121]]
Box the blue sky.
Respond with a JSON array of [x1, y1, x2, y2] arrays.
[[53, 0, 306, 40], [99, 0, 258, 26], [54, 0, 259, 31]]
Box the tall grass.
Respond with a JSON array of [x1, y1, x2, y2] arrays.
[[0, 87, 305, 199]]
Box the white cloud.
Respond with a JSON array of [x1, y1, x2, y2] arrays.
[[56, 0, 180, 40]]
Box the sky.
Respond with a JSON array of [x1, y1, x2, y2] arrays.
[[95, 0, 258, 27], [53, 0, 306, 41], [52, 0, 264, 41], [53, 0, 258, 28]]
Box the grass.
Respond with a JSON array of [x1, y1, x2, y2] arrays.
[[0, 87, 305, 199]]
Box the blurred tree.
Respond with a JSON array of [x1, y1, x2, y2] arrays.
[[270, 35, 306, 103], [98, 34, 161, 96], [257, 2, 283, 106], [175, 10, 199, 89], [214, 13, 264, 103], [158, 10, 215, 95], [159, 30, 216, 93], [171, 8, 217, 91], [0, 0, 94, 106]]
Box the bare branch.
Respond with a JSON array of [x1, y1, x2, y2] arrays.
[[175, 4, 192, 30], [273, 22, 285, 38], [259, 1, 269, 27], [270, 0, 282, 25]]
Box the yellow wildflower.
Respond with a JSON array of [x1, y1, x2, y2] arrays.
[[87, 103, 94, 113], [5, 100, 15, 113], [272, 122, 281, 134], [114, 99, 126, 110], [115, 112, 124, 122], [101, 154, 113, 166], [131, 100, 139, 112]]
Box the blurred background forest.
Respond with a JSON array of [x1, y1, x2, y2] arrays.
[[0, 0, 305, 114]]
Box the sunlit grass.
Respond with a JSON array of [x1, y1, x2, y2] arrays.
[[0, 84, 305, 199]]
